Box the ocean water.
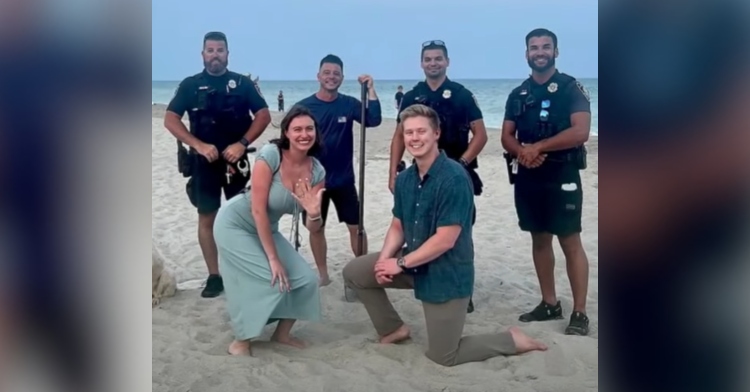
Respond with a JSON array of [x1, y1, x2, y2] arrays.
[[152, 78, 598, 135]]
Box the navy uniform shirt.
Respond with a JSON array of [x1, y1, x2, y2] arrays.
[[393, 152, 475, 303], [397, 79, 482, 165], [294, 94, 382, 189], [503, 71, 590, 123], [167, 69, 268, 152], [503, 70, 591, 181]]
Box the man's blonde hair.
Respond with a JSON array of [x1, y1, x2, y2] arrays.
[[399, 104, 440, 132]]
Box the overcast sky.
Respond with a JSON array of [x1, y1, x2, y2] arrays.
[[152, 0, 598, 80]]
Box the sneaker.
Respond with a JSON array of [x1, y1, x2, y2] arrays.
[[201, 274, 224, 298], [564, 311, 590, 336], [519, 300, 564, 322]]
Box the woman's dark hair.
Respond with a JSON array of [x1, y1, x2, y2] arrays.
[[270, 105, 324, 156]]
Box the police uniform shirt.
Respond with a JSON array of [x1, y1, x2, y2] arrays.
[[503, 71, 591, 178], [503, 70, 591, 131], [398, 78, 483, 134], [167, 69, 268, 152]]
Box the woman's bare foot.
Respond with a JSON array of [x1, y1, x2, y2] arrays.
[[508, 326, 548, 354], [271, 334, 307, 349], [379, 325, 411, 344], [319, 273, 331, 287], [228, 340, 252, 356]]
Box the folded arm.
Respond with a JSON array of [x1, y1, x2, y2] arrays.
[[401, 225, 462, 268], [534, 112, 591, 152]]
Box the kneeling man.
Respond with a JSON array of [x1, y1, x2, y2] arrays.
[[342, 104, 547, 367]]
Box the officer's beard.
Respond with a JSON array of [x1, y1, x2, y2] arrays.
[[204, 58, 227, 76], [528, 56, 555, 73]]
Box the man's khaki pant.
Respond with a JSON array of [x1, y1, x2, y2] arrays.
[[342, 252, 517, 367]]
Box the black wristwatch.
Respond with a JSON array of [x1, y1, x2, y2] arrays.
[[239, 137, 250, 147], [396, 257, 407, 269]]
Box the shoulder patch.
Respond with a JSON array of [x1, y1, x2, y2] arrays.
[[254, 82, 264, 98], [576, 81, 590, 102]]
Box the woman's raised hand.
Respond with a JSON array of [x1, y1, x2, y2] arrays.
[[292, 178, 325, 213]]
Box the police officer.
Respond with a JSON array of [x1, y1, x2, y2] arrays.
[[501, 28, 592, 335], [388, 40, 488, 313], [164, 31, 271, 298]]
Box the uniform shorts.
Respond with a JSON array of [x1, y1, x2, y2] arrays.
[[186, 157, 250, 215], [514, 167, 583, 237], [303, 183, 360, 226]]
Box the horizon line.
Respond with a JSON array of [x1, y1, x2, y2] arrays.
[[152, 76, 599, 82]]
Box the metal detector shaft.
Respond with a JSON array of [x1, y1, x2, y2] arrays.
[[357, 82, 368, 254]]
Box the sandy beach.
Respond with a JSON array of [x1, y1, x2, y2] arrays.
[[152, 105, 598, 392]]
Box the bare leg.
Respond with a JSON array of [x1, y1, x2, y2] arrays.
[[271, 319, 306, 349], [309, 229, 330, 286], [228, 339, 252, 356], [198, 212, 219, 275], [531, 232, 557, 305], [558, 233, 589, 313], [347, 225, 368, 256]]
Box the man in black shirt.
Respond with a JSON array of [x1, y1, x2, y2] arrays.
[[164, 32, 271, 298], [394, 85, 404, 110], [501, 28, 592, 335], [388, 40, 488, 313]]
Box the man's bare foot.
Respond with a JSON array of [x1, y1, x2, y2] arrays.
[[379, 325, 410, 344], [508, 326, 548, 354], [228, 340, 252, 356], [319, 274, 331, 287], [271, 335, 307, 349]]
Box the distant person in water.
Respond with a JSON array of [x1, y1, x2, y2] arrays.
[[394, 85, 404, 110], [292, 54, 383, 286], [278, 90, 285, 112]]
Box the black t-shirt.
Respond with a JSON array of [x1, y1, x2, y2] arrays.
[[167, 70, 268, 151]]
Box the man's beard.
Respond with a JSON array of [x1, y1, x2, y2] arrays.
[[528, 56, 555, 72], [204, 59, 227, 75]]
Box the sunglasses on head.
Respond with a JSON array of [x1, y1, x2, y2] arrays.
[[422, 40, 446, 48]]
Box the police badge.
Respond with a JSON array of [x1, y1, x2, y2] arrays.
[[576, 81, 591, 102], [228, 79, 237, 89], [442, 89, 452, 99], [548, 82, 558, 93]]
